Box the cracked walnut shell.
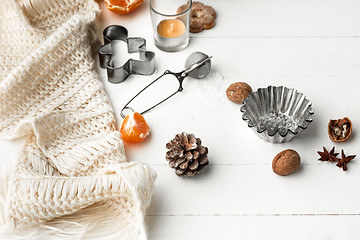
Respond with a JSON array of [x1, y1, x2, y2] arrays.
[[328, 117, 352, 142]]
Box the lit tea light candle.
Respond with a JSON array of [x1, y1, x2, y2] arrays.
[[150, 0, 191, 51], [157, 19, 185, 38]]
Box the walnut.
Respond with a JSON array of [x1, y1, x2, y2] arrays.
[[226, 82, 252, 104], [328, 117, 352, 142], [272, 149, 301, 176]]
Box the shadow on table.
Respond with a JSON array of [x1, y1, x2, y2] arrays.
[[292, 114, 321, 142]]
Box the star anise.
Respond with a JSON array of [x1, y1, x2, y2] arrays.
[[336, 150, 356, 171], [317, 147, 339, 162]]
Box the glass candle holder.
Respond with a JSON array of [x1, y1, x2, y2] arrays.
[[150, 0, 192, 52]]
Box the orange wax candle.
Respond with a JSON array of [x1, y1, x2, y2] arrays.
[[157, 19, 185, 38]]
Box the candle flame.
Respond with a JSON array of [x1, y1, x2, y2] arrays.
[[170, 23, 173, 33]]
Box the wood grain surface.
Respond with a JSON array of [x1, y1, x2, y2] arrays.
[[1, 0, 360, 239]]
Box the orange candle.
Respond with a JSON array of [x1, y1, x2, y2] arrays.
[[157, 19, 185, 38]]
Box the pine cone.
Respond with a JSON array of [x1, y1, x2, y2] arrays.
[[166, 132, 209, 177]]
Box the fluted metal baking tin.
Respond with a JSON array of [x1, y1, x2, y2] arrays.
[[240, 86, 314, 143]]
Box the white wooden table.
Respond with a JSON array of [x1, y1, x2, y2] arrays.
[[2, 0, 360, 239]]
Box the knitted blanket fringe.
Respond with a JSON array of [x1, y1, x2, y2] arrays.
[[1, 159, 155, 240], [0, 0, 156, 239], [0, 162, 153, 240]]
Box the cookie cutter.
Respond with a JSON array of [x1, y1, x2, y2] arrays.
[[98, 25, 156, 84]]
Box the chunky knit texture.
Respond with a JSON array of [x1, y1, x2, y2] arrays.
[[0, 0, 156, 239]]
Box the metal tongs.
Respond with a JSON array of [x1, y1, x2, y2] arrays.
[[120, 52, 212, 118]]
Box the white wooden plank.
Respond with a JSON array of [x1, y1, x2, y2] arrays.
[[97, 0, 360, 38], [101, 37, 360, 95], [147, 165, 360, 215], [200, 0, 360, 38], [1, 215, 358, 239], [145, 215, 360, 239]]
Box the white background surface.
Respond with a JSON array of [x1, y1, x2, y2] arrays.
[[2, 0, 360, 239]]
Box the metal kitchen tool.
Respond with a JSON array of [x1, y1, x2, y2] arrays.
[[120, 52, 212, 118], [99, 25, 156, 84], [240, 86, 314, 143]]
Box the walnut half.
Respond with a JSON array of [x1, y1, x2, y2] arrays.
[[328, 117, 352, 142]]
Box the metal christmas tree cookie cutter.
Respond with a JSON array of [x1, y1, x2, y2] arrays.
[[98, 25, 156, 84]]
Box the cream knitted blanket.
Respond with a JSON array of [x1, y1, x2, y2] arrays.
[[0, 0, 156, 239]]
